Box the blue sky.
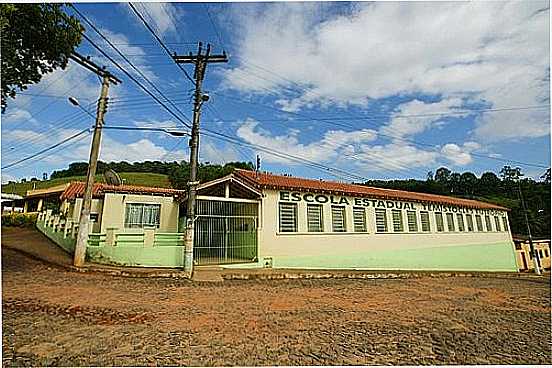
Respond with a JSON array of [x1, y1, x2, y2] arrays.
[[1, 1, 550, 184]]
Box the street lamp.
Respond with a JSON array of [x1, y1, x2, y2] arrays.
[[68, 97, 95, 119]]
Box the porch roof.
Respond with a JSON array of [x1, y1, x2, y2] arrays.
[[233, 169, 509, 211], [60, 182, 185, 200]]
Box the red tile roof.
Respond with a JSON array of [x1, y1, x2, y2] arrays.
[[234, 169, 508, 211], [60, 182, 184, 200]]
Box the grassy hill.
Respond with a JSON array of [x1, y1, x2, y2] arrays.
[[2, 173, 172, 197]]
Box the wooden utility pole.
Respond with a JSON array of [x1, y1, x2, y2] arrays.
[[71, 52, 121, 267], [517, 180, 541, 275], [173, 42, 228, 277]]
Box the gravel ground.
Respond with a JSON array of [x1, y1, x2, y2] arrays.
[[2, 247, 551, 366]]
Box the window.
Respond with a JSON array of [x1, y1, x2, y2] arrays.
[[407, 211, 418, 232], [539, 249, 544, 259], [306, 204, 323, 232], [545, 249, 549, 258], [279, 202, 297, 232], [446, 213, 455, 232], [420, 211, 430, 232], [353, 207, 367, 232], [435, 212, 444, 232], [392, 210, 404, 232], [457, 214, 465, 232], [475, 215, 483, 232], [494, 216, 502, 232], [514, 242, 522, 250], [124, 203, 161, 228], [466, 214, 474, 232], [502, 217, 509, 232], [375, 209, 388, 233], [331, 206, 346, 232], [485, 215, 492, 231]]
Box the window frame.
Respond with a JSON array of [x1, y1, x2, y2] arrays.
[[446, 212, 455, 232], [407, 210, 418, 232], [420, 211, 431, 232], [485, 215, 492, 231], [457, 213, 465, 232], [306, 203, 324, 233], [353, 207, 367, 233], [435, 212, 445, 232], [124, 203, 161, 229], [375, 208, 388, 233], [466, 214, 474, 232], [494, 216, 502, 232], [391, 209, 404, 232], [331, 205, 347, 233], [278, 202, 298, 233], [475, 215, 483, 232]]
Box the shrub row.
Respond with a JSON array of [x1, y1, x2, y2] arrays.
[[1, 213, 37, 227]]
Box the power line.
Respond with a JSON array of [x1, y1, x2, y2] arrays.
[[71, 5, 192, 128], [127, 3, 196, 86], [212, 91, 550, 169], [1, 129, 90, 170]]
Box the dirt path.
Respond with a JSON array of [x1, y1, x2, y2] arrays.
[[2, 247, 551, 366]]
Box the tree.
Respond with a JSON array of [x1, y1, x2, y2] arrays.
[[540, 168, 551, 184], [0, 4, 83, 112], [434, 167, 452, 185], [459, 172, 478, 195], [477, 172, 500, 195], [499, 165, 522, 181]]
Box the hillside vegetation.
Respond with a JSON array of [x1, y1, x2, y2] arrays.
[[2, 173, 171, 196]]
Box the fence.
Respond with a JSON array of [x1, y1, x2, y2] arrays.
[[35, 210, 185, 268]]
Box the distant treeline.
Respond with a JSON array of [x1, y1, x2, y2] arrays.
[[50, 162, 550, 238], [362, 166, 551, 238], [50, 160, 255, 188]]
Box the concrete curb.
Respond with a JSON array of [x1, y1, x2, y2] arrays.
[[3, 243, 548, 282]]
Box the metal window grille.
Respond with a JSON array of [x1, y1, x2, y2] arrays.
[[457, 214, 465, 232], [502, 217, 509, 232], [331, 206, 346, 232], [392, 209, 404, 232], [475, 215, 483, 231], [420, 211, 430, 232], [435, 212, 444, 232], [407, 211, 418, 232], [466, 214, 474, 232], [279, 202, 297, 232], [494, 216, 502, 232], [485, 215, 492, 231], [446, 213, 455, 232], [124, 203, 161, 228], [353, 207, 367, 232], [307, 204, 323, 232], [375, 209, 387, 233]]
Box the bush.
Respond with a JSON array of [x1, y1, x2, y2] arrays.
[[1, 213, 37, 227]]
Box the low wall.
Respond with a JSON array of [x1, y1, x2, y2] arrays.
[[35, 215, 185, 268]]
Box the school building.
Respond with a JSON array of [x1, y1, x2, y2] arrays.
[[32, 169, 518, 272]]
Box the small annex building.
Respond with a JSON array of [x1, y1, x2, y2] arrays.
[[32, 169, 518, 272]]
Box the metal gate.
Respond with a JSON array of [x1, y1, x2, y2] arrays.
[[194, 199, 258, 265]]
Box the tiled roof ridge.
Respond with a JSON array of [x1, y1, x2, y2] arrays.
[[60, 181, 183, 200], [233, 169, 508, 211]]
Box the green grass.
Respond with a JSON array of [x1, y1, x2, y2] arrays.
[[2, 173, 172, 196]]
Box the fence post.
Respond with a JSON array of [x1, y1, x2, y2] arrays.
[[143, 228, 155, 247], [106, 227, 117, 247], [64, 220, 72, 238]]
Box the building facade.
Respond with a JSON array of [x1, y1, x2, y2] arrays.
[[512, 236, 551, 271], [31, 170, 519, 272]]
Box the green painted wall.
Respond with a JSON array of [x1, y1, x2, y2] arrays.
[[86, 246, 184, 268], [266, 241, 518, 271], [36, 221, 76, 254]]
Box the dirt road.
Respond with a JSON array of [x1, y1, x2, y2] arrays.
[[2, 247, 550, 366]]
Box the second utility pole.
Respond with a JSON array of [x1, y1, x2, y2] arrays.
[[70, 52, 121, 267], [173, 42, 228, 277]]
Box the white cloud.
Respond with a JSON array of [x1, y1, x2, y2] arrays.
[[381, 98, 465, 138], [441, 141, 481, 166], [235, 118, 377, 164], [200, 140, 240, 164], [2, 108, 37, 124], [224, 1, 550, 141], [128, 2, 181, 36]]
